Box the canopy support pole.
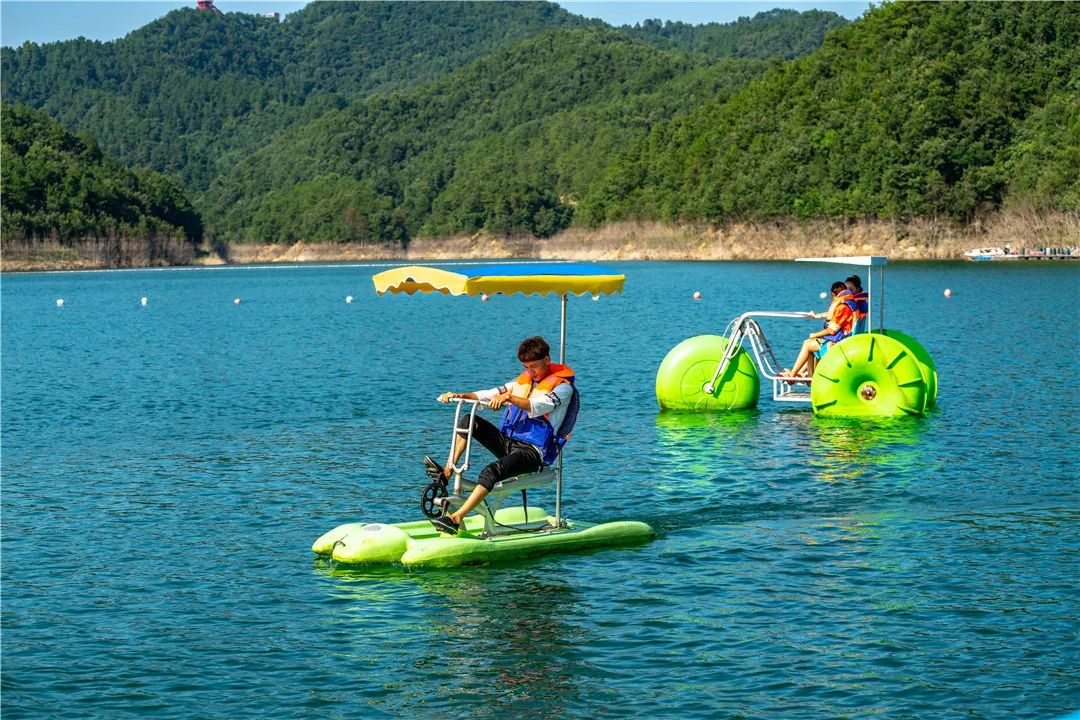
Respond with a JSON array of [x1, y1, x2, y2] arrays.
[[555, 294, 567, 527], [559, 292, 567, 364], [878, 264, 885, 332], [868, 269, 874, 331]]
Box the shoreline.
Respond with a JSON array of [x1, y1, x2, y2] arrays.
[[4, 214, 1078, 272]]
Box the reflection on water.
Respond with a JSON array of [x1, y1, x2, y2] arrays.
[[646, 408, 938, 534], [314, 561, 591, 719], [653, 409, 761, 480], [806, 416, 933, 484]]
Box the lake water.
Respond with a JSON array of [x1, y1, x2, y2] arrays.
[[2, 261, 1077, 719]]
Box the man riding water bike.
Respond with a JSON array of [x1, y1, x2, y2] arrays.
[[425, 336, 576, 535]]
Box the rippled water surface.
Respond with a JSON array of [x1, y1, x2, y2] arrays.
[[2, 261, 1078, 719]]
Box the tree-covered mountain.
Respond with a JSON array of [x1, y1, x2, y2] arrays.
[[1, 2, 600, 189], [4, 1, 1074, 257], [1, 1, 839, 199], [622, 8, 848, 60], [1, 104, 201, 248], [580, 2, 1080, 224], [208, 3, 1079, 244], [204, 27, 767, 243]]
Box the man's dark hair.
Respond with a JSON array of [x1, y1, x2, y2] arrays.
[[845, 274, 863, 291], [518, 336, 550, 362], [831, 281, 847, 294]]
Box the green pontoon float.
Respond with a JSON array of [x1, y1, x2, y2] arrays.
[[313, 264, 653, 567], [656, 256, 938, 418]]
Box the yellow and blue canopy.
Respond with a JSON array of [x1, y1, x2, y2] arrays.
[[372, 263, 625, 297]]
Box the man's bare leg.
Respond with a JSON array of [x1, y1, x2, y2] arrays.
[[447, 485, 490, 525]]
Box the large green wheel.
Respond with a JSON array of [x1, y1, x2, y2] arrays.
[[875, 329, 938, 406], [656, 335, 759, 411], [810, 333, 928, 418]]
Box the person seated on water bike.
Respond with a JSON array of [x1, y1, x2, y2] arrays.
[[844, 274, 869, 334], [424, 336, 576, 535], [783, 281, 855, 380]]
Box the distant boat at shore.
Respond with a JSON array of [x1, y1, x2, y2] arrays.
[[964, 246, 1079, 261]]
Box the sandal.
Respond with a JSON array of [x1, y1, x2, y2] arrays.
[[430, 515, 460, 535]]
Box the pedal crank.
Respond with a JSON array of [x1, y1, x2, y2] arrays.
[[420, 480, 448, 518]]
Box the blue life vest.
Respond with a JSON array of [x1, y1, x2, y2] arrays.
[[849, 291, 869, 333], [498, 364, 577, 466]]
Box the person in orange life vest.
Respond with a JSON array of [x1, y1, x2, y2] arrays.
[[424, 336, 576, 535], [844, 274, 869, 333], [783, 281, 855, 380]]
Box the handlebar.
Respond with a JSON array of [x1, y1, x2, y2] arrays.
[[436, 396, 483, 405]]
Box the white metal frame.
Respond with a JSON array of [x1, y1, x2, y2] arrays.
[[704, 256, 888, 407], [437, 398, 557, 537], [704, 311, 816, 404]]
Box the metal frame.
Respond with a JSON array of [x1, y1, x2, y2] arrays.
[[439, 398, 557, 537], [703, 256, 888, 407], [555, 294, 567, 528], [704, 311, 817, 405]]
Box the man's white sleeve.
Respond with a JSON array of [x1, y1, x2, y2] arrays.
[[475, 381, 512, 403], [529, 381, 573, 417]]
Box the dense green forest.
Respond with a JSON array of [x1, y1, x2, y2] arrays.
[[206, 28, 769, 242], [1, 105, 201, 246], [1, 2, 837, 195], [207, 2, 1078, 242], [580, 2, 1080, 225], [2, 2, 600, 190], [622, 9, 848, 60], [2, 1, 1076, 256]]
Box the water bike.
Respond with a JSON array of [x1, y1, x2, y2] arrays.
[[313, 264, 653, 567], [656, 256, 938, 418]]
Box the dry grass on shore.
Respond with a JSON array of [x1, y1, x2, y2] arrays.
[[5, 212, 1078, 271], [1, 233, 194, 272], [220, 211, 1079, 265]]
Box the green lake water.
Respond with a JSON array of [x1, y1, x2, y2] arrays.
[[2, 260, 1077, 718]]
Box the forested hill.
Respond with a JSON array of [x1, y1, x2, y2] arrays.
[[4, 1, 1076, 259], [207, 3, 1079, 244], [1, 1, 841, 196], [581, 2, 1080, 225], [1, 105, 201, 249], [205, 28, 768, 243], [1, 2, 597, 189]]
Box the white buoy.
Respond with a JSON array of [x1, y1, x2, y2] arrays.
[[345, 295, 354, 304], [140, 296, 148, 306], [693, 291, 702, 301], [56, 298, 64, 307], [480, 293, 489, 302], [944, 288, 953, 298], [233, 297, 241, 305], [592, 294, 600, 302], [820, 291, 828, 299]]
